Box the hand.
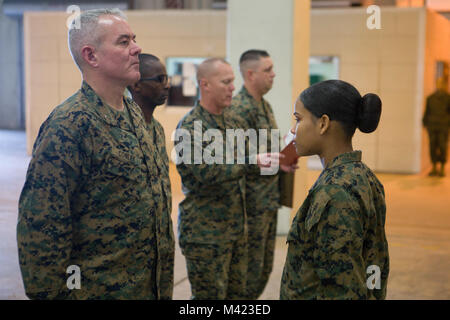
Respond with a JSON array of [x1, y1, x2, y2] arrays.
[[280, 162, 299, 173]]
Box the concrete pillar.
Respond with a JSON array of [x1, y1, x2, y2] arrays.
[[227, 0, 310, 234], [0, 14, 22, 130]]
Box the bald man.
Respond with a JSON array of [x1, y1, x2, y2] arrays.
[[128, 54, 174, 299], [175, 58, 283, 299]]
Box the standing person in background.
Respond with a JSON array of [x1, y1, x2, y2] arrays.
[[423, 78, 450, 177], [17, 9, 172, 299], [175, 58, 283, 299], [229, 50, 295, 299], [281, 80, 389, 300], [128, 53, 174, 299]]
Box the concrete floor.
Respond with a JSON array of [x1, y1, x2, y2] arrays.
[[1, 129, 449, 300]]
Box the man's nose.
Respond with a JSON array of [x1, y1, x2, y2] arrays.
[[131, 42, 142, 56]]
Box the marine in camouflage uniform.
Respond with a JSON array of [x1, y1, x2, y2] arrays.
[[280, 151, 389, 300], [128, 53, 175, 299], [176, 99, 261, 299], [423, 88, 450, 177], [17, 79, 175, 299], [228, 50, 280, 299]]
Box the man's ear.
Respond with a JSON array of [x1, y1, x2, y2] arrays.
[[246, 69, 254, 82], [318, 114, 330, 135], [199, 78, 207, 91], [81, 45, 98, 68]]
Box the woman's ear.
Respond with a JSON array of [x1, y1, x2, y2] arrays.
[[81, 45, 98, 68], [318, 114, 330, 135]]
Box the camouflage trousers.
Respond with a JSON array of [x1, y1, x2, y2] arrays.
[[427, 128, 449, 163], [246, 209, 278, 299], [182, 235, 248, 300]]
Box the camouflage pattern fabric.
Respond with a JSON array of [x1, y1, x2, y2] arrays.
[[228, 86, 280, 298], [146, 118, 175, 300], [17, 81, 174, 300], [182, 235, 247, 300], [176, 102, 258, 247], [280, 151, 389, 300], [245, 209, 277, 299], [423, 90, 450, 164], [426, 128, 449, 164], [229, 86, 281, 213], [175, 102, 258, 299]]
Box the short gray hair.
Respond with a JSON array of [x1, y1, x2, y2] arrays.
[[68, 8, 127, 71]]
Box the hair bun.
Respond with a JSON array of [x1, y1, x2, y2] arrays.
[[358, 93, 382, 133]]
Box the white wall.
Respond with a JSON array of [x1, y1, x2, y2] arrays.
[[311, 7, 426, 173], [0, 14, 22, 129], [227, 0, 311, 234]]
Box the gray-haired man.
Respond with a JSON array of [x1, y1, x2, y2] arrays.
[[17, 9, 174, 299]]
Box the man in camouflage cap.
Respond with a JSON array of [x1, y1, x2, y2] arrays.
[[174, 58, 280, 299], [128, 53, 175, 299], [17, 9, 173, 299], [423, 78, 450, 177]]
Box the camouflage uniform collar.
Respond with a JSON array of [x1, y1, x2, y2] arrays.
[[326, 150, 362, 169], [80, 81, 144, 131], [240, 86, 266, 105], [195, 101, 226, 129]]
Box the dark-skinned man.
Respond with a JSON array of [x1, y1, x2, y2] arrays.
[[128, 53, 174, 299]]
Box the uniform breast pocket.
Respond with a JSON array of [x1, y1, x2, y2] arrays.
[[256, 113, 271, 130], [102, 150, 143, 182]]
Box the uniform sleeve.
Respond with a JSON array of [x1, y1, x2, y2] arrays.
[[309, 186, 367, 300], [17, 118, 86, 299], [175, 119, 259, 187], [176, 131, 247, 186]]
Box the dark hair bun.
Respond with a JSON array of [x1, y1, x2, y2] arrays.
[[358, 93, 382, 133]]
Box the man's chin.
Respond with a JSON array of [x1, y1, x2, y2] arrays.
[[124, 73, 141, 87]]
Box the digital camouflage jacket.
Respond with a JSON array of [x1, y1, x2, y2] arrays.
[[17, 81, 174, 300], [175, 103, 259, 247], [281, 151, 389, 300], [229, 86, 281, 215]]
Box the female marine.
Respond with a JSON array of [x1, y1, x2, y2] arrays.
[[280, 80, 389, 300]]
